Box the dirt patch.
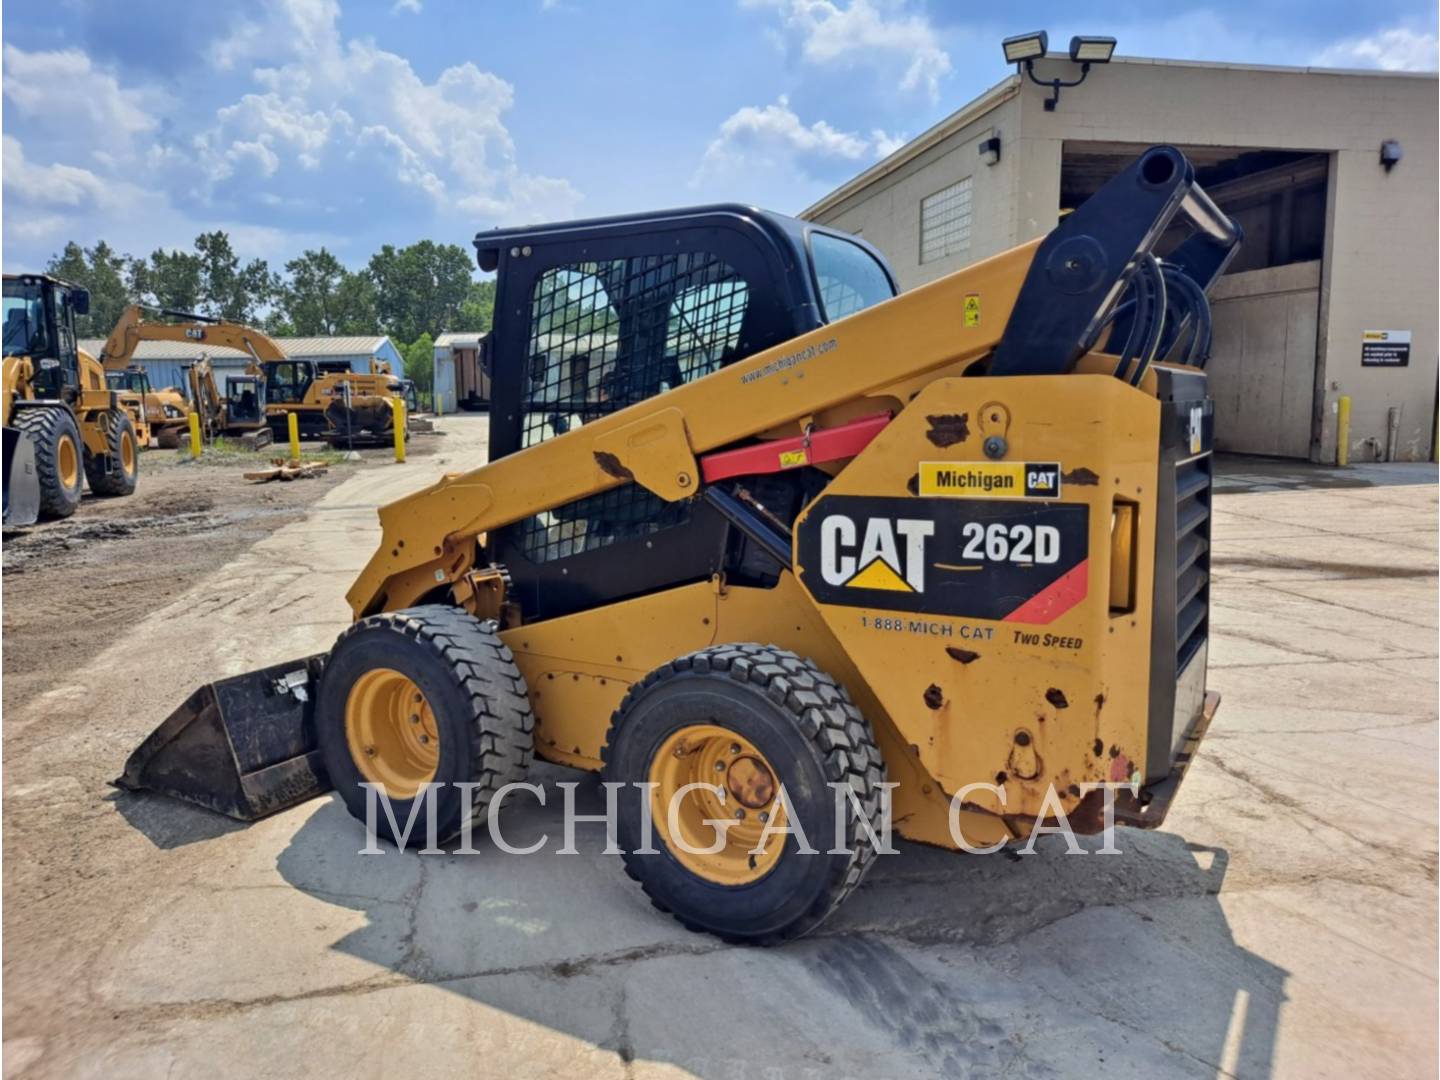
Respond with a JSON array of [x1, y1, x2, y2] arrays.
[[1, 438, 430, 693]]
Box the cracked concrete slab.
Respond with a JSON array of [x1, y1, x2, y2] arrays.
[[3, 442, 1435, 1079]]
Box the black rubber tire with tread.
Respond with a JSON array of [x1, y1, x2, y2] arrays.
[[602, 643, 886, 945], [85, 409, 139, 496], [14, 405, 83, 519], [317, 605, 534, 848]]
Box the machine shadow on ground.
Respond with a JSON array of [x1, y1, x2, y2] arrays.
[[266, 764, 1288, 1078]]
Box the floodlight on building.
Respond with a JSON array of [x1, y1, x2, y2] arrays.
[[1001, 31, 1048, 64], [1001, 29, 1117, 111], [1069, 36, 1117, 64]]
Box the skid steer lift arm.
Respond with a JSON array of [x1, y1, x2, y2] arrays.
[[120, 145, 1240, 830], [346, 145, 1238, 619]]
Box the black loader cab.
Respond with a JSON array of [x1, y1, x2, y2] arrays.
[[473, 205, 898, 621]]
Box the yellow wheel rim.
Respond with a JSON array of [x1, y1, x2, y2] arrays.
[[120, 430, 136, 475], [344, 668, 439, 799], [648, 724, 787, 886], [57, 434, 79, 490]]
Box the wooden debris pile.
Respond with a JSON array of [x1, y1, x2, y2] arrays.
[[244, 458, 331, 483]]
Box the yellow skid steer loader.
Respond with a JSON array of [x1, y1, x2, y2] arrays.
[[119, 146, 1239, 943]]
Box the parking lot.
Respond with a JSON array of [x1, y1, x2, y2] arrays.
[[2, 414, 1435, 1079]]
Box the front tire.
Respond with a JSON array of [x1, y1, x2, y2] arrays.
[[85, 409, 139, 497], [602, 644, 885, 944], [14, 405, 83, 519], [316, 606, 533, 847]]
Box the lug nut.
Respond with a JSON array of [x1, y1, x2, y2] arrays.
[[730, 743, 741, 754], [364, 745, 376, 757], [714, 761, 726, 772], [759, 811, 769, 824], [734, 809, 745, 820], [410, 714, 420, 724], [418, 734, 430, 745]]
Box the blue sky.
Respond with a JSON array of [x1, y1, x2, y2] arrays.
[[2, 0, 1436, 273]]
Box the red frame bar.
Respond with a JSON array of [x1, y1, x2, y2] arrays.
[[699, 412, 891, 484]]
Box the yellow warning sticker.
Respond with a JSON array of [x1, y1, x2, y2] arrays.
[[919, 461, 1062, 499], [778, 449, 808, 469], [963, 294, 981, 328]]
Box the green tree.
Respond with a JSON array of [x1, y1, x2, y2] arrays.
[[130, 247, 204, 313], [403, 333, 435, 404], [455, 279, 496, 333], [45, 240, 133, 336], [332, 271, 379, 335], [278, 248, 378, 335], [195, 230, 275, 322], [367, 241, 474, 344]]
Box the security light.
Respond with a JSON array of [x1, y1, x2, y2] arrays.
[[1380, 139, 1403, 172], [1002, 29, 1117, 111], [1069, 35, 1116, 64], [1002, 31, 1048, 64]]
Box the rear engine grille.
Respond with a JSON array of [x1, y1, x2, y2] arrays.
[[1174, 455, 1211, 673]]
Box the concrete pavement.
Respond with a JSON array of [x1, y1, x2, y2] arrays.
[[3, 432, 1435, 1079]]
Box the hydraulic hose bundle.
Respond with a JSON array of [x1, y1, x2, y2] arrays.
[[1104, 255, 1214, 386]]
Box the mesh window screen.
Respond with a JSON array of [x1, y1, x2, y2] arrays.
[[513, 250, 750, 563]]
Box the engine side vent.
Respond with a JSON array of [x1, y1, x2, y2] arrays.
[[1174, 454, 1211, 673]]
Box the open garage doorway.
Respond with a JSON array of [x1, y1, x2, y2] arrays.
[[1062, 143, 1329, 458]]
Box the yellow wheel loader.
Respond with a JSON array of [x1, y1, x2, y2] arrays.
[[104, 366, 190, 448], [119, 146, 1239, 943], [4, 274, 140, 527]]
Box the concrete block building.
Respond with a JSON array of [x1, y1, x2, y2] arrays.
[[802, 56, 1438, 462]]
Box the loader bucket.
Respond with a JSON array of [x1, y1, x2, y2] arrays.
[[114, 655, 332, 821], [3, 425, 41, 528]]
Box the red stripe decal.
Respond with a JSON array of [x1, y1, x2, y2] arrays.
[[699, 413, 891, 484], [1002, 559, 1089, 625]]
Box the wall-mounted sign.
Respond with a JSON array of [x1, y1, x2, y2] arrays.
[[1361, 329, 1411, 367]]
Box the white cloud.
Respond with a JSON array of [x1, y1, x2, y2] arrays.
[[1, 44, 161, 161], [1313, 26, 1438, 72], [2, 136, 109, 209], [392, 0, 423, 12], [744, 0, 952, 101], [695, 96, 900, 186], [2, 0, 581, 267], [189, 0, 580, 221]]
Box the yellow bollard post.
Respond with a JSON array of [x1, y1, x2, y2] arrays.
[[394, 399, 407, 463], [188, 411, 202, 458], [287, 412, 300, 462], [1336, 395, 1351, 467]]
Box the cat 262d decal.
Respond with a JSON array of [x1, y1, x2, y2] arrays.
[[796, 495, 1089, 624]]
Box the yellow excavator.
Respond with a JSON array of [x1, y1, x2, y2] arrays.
[[119, 147, 1237, 944], [96, 305, 403, 448], [4, 274, 140, 525], [183, 356, 272, 449], [263, 355, 405, 446]]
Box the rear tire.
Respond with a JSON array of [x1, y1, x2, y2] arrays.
[[316, 605, 534, 848], [602, 644, 885, 944], [85, 409, 139, 497], [14, 406, 83, 519]]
